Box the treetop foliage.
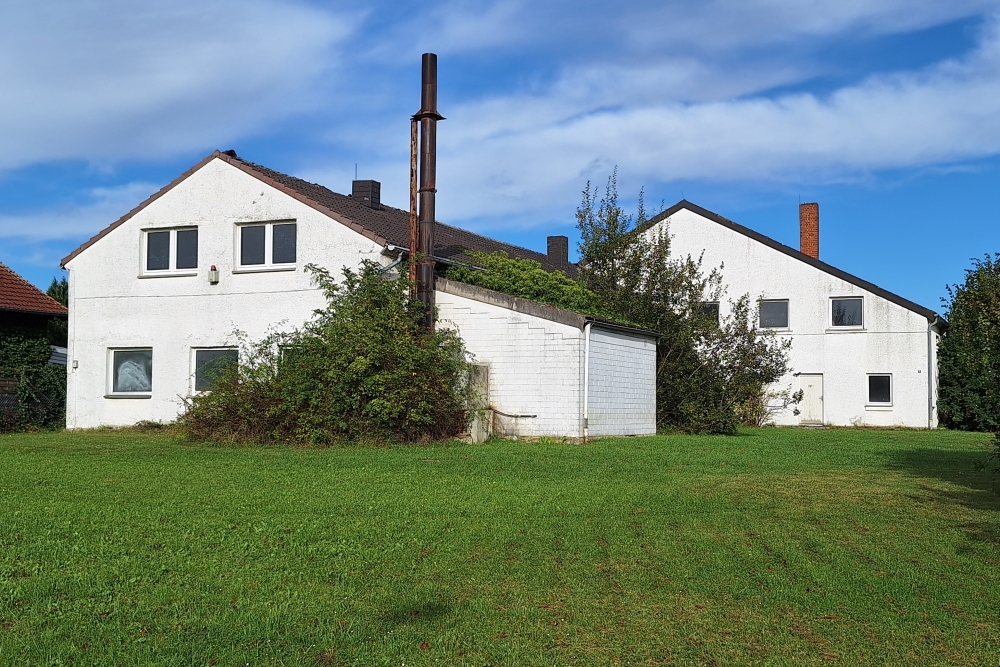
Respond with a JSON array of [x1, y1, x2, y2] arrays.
[[938, 253, 1000, 432]]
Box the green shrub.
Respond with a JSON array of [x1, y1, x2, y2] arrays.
[[0, 327, 66, 432], [181, 261, 472, 445]]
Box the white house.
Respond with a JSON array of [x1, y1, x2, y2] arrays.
[[641, 201, 944, 428], [60, 150, 656, 438]]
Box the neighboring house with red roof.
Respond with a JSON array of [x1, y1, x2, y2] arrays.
[[60, 150, 656, 436], [0, 262, 68, 323]]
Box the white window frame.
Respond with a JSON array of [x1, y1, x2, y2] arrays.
[[759, 299, 790, 330], [234, 220, 297, 273], [106, 348, 153, 398], [190, 347, 239, 393], [866, 373, 893, 408], [140, 227, 198, 277], [829, 296, 864, 330]]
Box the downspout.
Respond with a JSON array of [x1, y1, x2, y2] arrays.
[[927, 316, 939, 430], [583, 321, 592, 442]]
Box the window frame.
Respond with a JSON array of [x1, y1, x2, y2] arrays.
[[140, 227, 198, 277], [867, 373, 892, 407], [234, 220, 297, 273], [830, 296, 864, 329], [191, 347, 239, 393], [106, 348, 153, 398], [699, 301, 720, 326], [758, 299, 790, 330]]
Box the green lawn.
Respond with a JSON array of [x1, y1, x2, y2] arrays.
[[1, 429, 998, 666]]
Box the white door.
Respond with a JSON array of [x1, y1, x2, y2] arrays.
[[797, 374, 824, 424]]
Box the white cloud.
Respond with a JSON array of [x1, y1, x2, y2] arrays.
[[0, 1, 356, 171], [426, 13, 1000, 225], [0, 182, 159, 242]]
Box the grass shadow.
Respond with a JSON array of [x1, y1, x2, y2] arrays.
[[379, 600, 452, 628]]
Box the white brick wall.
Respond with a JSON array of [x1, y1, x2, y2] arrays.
[[587, 327, 657, 437], [436, 291, 585, 438]]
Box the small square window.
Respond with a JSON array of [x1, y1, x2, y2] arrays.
[[111, 349, 152, 394], [868, 374, 891, 404], [194, 349, 238, 391], [700, 302, 719, 325], [759, 300, 789, 328], [832, 297, 863, 327], [237, 221, 296, 269], [143, 227, 198, 274]]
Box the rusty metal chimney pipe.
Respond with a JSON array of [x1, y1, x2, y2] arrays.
[[408, 118, 418, 297], [413, 53, 444, 330]]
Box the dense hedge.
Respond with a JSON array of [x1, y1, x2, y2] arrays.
[[181, 262, 471, 445], [0, 325, 66, 432]]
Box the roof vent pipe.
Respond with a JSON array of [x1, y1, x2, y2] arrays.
[[413, 53, 445, 330], [799, 202, 819, 259]]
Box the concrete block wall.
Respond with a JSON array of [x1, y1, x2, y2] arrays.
[[587, 327, 657, 436], [436, 291, 584, 438]]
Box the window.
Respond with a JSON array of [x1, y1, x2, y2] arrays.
[[868, 374, 892, 404], [237, 221, 296, 269], [143, 228, 197, 274], [110, 349, 152, 394], [193, 349, 238, 391], [759, 300, 789, 328], [700, 302, 720, 325], [831, 297, 863, 327]]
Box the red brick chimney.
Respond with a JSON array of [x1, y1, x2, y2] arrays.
[[799, 202, 819, 259]]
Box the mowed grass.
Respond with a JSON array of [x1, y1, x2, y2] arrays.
[[1, 429, 998, 666]]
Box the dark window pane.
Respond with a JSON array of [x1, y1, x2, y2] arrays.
[[272, 223, 296, 264], [869, 375, 891, 403], [832, 298, 863, 326], [241, 226, 265, 265], [760, 300, 789, 328], [700, 302, 719, 325], [176, 229, 198, 269], [146, 231, 170, 271], [195, 349, 238, 391], [113, 350, 152, 393]]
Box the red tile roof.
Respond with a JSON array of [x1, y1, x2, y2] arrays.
[[0, 263, 68, 316]]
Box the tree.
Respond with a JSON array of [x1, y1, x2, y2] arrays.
[[938, 253, 1000, 432], [576, 170, 792, 434], [47, 276, 68, 306]]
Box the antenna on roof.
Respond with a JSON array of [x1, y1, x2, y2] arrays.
[[355, 163, 358, 180]]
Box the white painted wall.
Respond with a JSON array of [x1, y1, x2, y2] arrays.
[[587, 327, 657, 437], [436, 290, 586, 438], [64, 158, 384, 428], [646, 207, 938, 428]]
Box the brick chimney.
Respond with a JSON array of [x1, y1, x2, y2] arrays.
[[799, 203, 819, 259], [547, 235, 569, 269]]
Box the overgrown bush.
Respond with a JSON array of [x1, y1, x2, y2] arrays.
[[938, 253, 1000, 432], [0, 327, 66, 432], [181, 261, 472, 445]]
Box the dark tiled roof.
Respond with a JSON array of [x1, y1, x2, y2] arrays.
[[229, 155, 575, 274], [637, 200, 940, 323], [62, 150, 576, 276], [0, 263, 68, 316]]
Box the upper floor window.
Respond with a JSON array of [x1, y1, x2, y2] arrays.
[[700, 302, 720, 326], [143, 228, 197, 274], [238, 221, 296, 270], [831, 297, 863, 327], [759, 299, 789, 329]]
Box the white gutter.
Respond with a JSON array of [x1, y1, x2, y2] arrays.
[[583, 321, 592, 442]]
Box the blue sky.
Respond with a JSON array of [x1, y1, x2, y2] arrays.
[[2, 0, 1000, 314]]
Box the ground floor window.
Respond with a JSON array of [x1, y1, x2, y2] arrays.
[[194, 348, 238, 391], [868, 374, 892, 404], [111, 349, 152, 394]]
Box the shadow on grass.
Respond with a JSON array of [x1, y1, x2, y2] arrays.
[[379, 600, 452, 628], [886, 446, 1000, 544]]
